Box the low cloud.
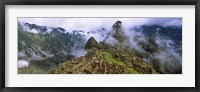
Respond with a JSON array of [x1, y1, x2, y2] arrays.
[[18, 18, 181, 33], [71, 49, 87, 58], [18, 60, 29, 68], [18, 18, 182, 73], [18, 18, 182, 43]]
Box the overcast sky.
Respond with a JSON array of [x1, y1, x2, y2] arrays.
[[18, 18, 182, 33]]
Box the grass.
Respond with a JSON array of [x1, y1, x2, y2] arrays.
[[126, 67, 139, 74], [100, 51, 139, 74], [101, 51, 126, 66], [18, 64, 47, 74], [151, 67, 158, 74]]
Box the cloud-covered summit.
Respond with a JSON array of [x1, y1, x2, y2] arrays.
[[18, 18, 182, 33]]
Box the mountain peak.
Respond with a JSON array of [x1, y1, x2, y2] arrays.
[[85, 37, 100, 50], [112, 21, 122, 32], [103, 21, 127, 50]]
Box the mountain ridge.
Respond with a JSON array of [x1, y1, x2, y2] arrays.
[[18, 20, 182, 74]]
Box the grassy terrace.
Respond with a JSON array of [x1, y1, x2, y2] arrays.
[[100, 51, 139, 74]]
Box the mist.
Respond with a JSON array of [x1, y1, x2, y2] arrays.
[[18, 18, 181, 42], [18, 18, 181, 31], [71, 49, 87, 58], [18, 18, 182, 73], [18, 60, 29, 68]]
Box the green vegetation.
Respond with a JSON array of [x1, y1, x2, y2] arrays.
[[85, 37, 100, 49], [100, 51, 139, 74], [101, 51, 126, 66], [126, 67, 139, 74], [18, 59, 58, 74], [151, 67, 158, 74], [18, 21, 168, 74], [18, 23, 86, 74]]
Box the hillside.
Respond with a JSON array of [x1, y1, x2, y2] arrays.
[[50, 21, 159, 74], [18, 20, 182, 74], [18, 22, 86, 73], [50, 40, 158, 74]]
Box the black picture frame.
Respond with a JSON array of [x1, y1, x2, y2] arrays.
[[0, 0, 200, 92]]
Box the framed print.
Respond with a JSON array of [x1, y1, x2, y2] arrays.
[[0, 0, 200, 92]]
